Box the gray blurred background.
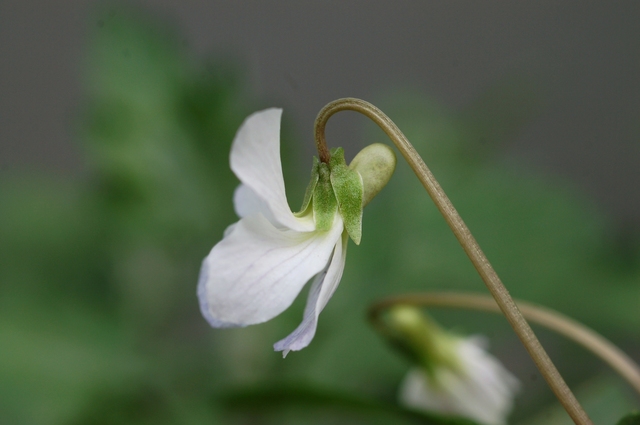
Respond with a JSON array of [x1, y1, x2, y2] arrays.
[[2, 1, 639, 225]]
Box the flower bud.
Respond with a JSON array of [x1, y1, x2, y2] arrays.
[[377, 305, 458, 373], [349, 143, 396, 207], [373, 305, 520, 425]]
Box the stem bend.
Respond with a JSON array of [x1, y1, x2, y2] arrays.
[[315, 98, 593, 424]]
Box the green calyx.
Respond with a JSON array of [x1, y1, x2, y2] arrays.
[[295, 157, 338, 232], [313, 161, 339, 231], [330, 148, 364, 245], [298, 144, 394, 245], [296, 157, 320, 216], [297, 148, 364, 244]]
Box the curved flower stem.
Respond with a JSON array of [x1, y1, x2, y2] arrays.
[[314, 98, 594, 425], [369, 292, 640, 396]]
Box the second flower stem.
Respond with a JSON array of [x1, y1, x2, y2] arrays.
[[314, 97, 593, 425], [369, 292, 640, 396]]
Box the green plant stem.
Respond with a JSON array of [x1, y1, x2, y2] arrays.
[[314, 97, 594, 425], [369, 292, 640, 396]]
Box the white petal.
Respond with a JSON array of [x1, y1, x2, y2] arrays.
[[399, 337, 519, 425], [454, 338, 520, 425], [230, 108, 314, 232], [399, 368, 444, 413], [198, 214, 343, 327], [233, 184, 279, 226], [273, 231, 348, 356]]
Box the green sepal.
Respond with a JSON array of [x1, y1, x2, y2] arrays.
[[329, 148, 364, 245], [312, 161, 338, 231], [295, 157, 319, 216]]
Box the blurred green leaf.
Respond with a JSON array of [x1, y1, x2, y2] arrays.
[[617, 412, 640, 425], [0, 4, 253, 424], [82, 5, 244, 240], [221, 383, 481, 425], [0, 175, 111, 307], [78, 5, 254, 333], [0, 297, 145, 425]]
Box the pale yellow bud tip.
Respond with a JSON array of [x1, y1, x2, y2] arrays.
[[349, 143, 396, 207]]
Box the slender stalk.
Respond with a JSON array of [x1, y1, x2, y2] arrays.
[[369, 292, 640, 396], [314, 98, 594, 425]]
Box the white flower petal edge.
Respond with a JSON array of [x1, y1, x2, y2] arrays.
[[230, 108, 314, 232], [273, 231, 349, 356], [198, 213, 344, 327], [399, 336, 520, 425]]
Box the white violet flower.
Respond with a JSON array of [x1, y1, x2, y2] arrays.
[[379, 306, 520, 425], [399, 336, 520, 425], [198, 108, 395, 356]]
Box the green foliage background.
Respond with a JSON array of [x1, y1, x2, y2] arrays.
[[1, 6, 638, 425]]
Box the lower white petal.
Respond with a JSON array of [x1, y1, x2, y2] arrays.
[[273, 232, 348, 356], [198, 214, 343, 327]]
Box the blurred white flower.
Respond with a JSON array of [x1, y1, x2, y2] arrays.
[[399, 335, 520, 425], [197, 108, 348, 356], [374, 305, 519, 424]]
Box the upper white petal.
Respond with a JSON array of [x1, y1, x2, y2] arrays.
[[230, 108, 314, 232], [198, 214, 343, 327], [273, 231, 348, 356], [398, 337, 519, 425]]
